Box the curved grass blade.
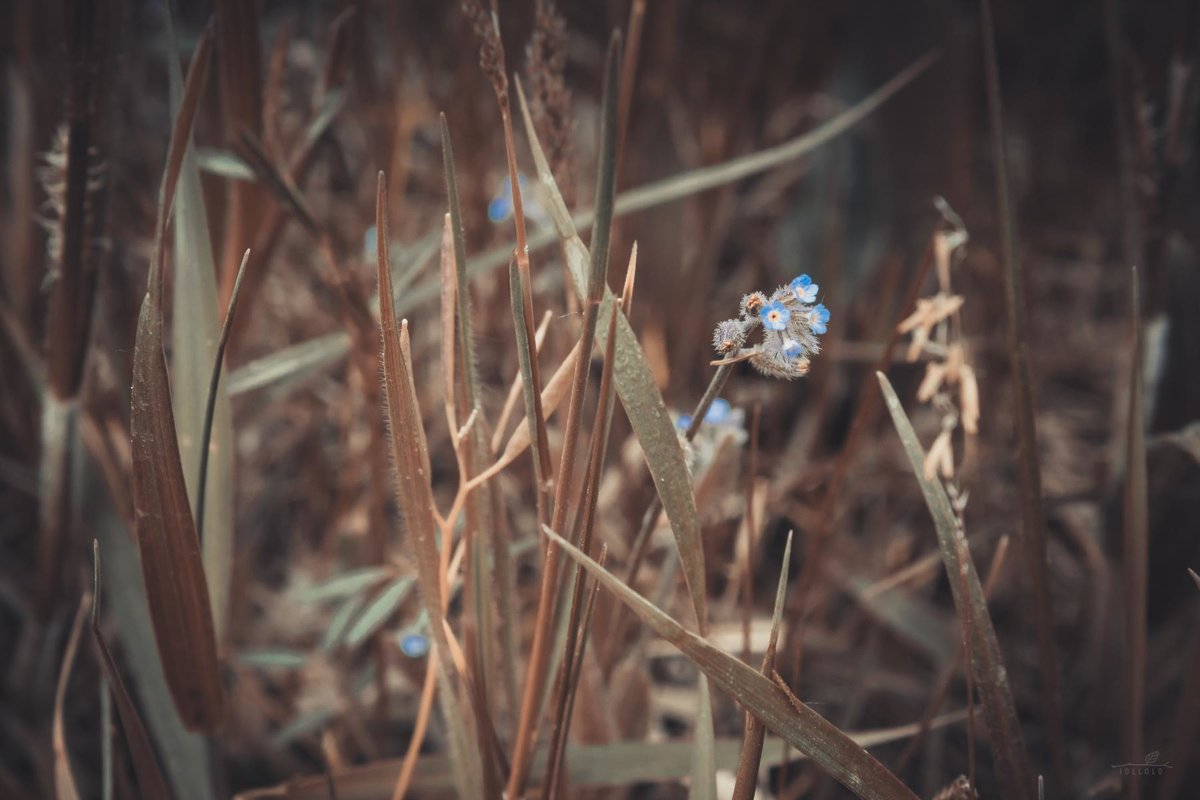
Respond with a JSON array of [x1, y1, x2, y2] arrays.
[[321, 592, 369, 653], [162, 1, 236, 638], [195, 248, 249, 562], [541, 524, 919, 800], [227, 332, 351, 396], [344, 576, 417, 650], [54, 593, 88, 800], [300, 566, 392, 604], [91, 541, 176, 800], [130, 22, 224, 733], [876, 372, 1035, 800]]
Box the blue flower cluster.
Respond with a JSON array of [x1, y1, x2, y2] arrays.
[[712, 274, 830, 380]]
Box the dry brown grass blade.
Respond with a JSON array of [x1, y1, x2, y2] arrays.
[[519, 38, 714, 685], [509, 36, 623, 797], [739, 405, 762, 665], [375, 175, 484, 798], [53, 592, 88, 800], [47, 0, 104, 400], [438, 214, 458, 434], [877, 372, 1035, 800], [390, 649, 439, 800], [615, 0, 646, 182], [38, 0, 108, 616], [470, 340, 580, 489], [130, 22, 224, 733], [1123, 267, 1147, 800], [439, 121, 505, 753], [491, 311, 553, 454], [544, 306, 621, 795], [731, 531, 792, 800], [91, 541, 174, 800], [979, 0, 1067, 788], [896, 536, 1010, 771], [542, 524, 920, 800], [544, 543, 605, 799], [237, 130, 322, 239], [214, 0, 264, 300]]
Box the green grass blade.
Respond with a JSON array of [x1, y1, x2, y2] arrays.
[[95, 520, 209, 800], [691, 675, 717, 800], [541, 524, 919, 800], [227, 332, 351, 396], [876, 372, 1035, 800], [517, 76, 708, 635], [299, 566, 392, 603], [162, 2, 235, 638], [90, 541, 175, 800], [344, 576, 417, 650]]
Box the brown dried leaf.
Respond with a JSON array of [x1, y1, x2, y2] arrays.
[[130, 24, 224, 733]]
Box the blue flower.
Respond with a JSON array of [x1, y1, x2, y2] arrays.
[[807, 303, 830, 335], [487, 195, 511, 223], [760, 301, 791, 331], [488, 174, 542, 223], [400, 634, 430, 658], [781, 336, 805, 359], [488, 175, 524, 222], [790, 274, 819, 304], [676, 414, 693, 432], [704, 398, 731, 425]]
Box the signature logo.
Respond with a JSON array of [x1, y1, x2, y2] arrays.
[[1111, 752, 1173, 776]]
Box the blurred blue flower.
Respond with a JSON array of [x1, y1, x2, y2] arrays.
[[676, 414, 693, 432], [760, 301, 791, 331], [488, 174, 542, 223], [488, 175, 522, 222], [790, 274, 819, 304], [704, 398, 731, 425], [400, 634, 430, 659], [807, 303, 830, 335]]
